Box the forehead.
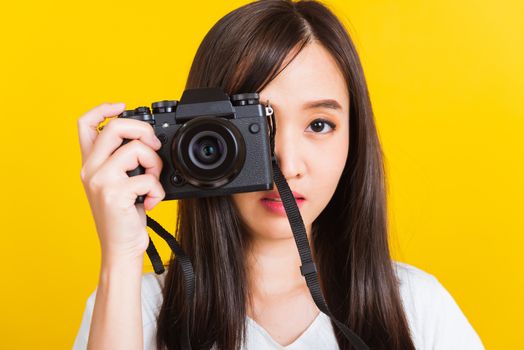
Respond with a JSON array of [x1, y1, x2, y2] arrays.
[[259, 42, 349, 112]]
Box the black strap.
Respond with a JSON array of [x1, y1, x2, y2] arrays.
[[265, 107, 368, 349], [145, 236, 164, 274], [271, 156, 369, 350], [145, 216, 194, 350]]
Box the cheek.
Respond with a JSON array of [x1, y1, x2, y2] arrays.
[[310, 136, 349, 204]]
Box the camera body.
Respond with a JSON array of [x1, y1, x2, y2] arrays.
[[118, 87, 274, 201]]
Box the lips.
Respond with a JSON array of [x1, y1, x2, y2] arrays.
[[260, 190, 305, 215], [262, 190, 305, 201]]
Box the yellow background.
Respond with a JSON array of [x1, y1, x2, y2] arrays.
[[1, 0, 522, 348]]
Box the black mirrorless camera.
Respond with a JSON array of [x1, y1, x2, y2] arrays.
[[118, 87, 274, 202]]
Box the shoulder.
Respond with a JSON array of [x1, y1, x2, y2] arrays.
[[393, 261, 442, 302], [392, 261, 485, 349]]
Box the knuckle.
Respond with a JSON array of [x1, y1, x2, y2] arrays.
[[87, 174, 103, 192], [159, 186, 166, 199], [146, 123, 156, 137], [135, 121, 152, 139], [77, 114, 90, 128], [103, 117, 120, 131], [134, 139, 157, 156], [80, 167, 88, 182], [127, 139, 145, 152], [134, 120, 153, 135], [143, 173, 156, 183], [152, 175, 165, 193]]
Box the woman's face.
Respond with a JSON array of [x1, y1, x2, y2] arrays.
[[232, 41, 350, 241]]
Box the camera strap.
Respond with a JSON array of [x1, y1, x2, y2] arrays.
[[142, 106, 369, 350], [144, 216, 193, 350], [269, 158, 369, 350]]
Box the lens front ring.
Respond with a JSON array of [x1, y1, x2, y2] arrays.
[[172, 117, 246, 188]]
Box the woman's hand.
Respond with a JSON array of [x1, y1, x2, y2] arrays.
[[77, 102, 165, 262]]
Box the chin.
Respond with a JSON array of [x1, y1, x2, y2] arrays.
[[251, 227, 294, 241], [249, 214, 312, 240]]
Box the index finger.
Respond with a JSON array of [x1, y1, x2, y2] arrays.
[[77, 102, 126, 165]]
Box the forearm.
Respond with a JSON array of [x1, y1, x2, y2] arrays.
[[87, 256, 144, 350]]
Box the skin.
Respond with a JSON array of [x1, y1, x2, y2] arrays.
[[78, 104, 164, 349], [231, 41, 350, 346]]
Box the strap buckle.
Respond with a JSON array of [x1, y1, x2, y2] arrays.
[[300, 262, 318, 276]]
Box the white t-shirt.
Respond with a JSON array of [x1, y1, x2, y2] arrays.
[[72, 262, 485, 349]]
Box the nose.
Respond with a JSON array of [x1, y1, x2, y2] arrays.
[[273, 122, 306, 181]]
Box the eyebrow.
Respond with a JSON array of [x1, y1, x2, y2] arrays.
[[302, 99, 343, 111]]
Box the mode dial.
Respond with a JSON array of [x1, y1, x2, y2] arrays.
[[152, 100, 178, 113], [231, 92, 259, 106]]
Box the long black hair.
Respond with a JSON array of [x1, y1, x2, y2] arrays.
[[156, 1, 416, 349]]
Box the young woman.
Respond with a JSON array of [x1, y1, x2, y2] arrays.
[[73, 0, 484, 349]]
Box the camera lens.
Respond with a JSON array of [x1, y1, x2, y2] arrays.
[[173, 117, 246, 188], [189, 131, 227, 169]]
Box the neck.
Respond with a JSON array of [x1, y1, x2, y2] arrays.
[[246, 225, 313, 299]]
